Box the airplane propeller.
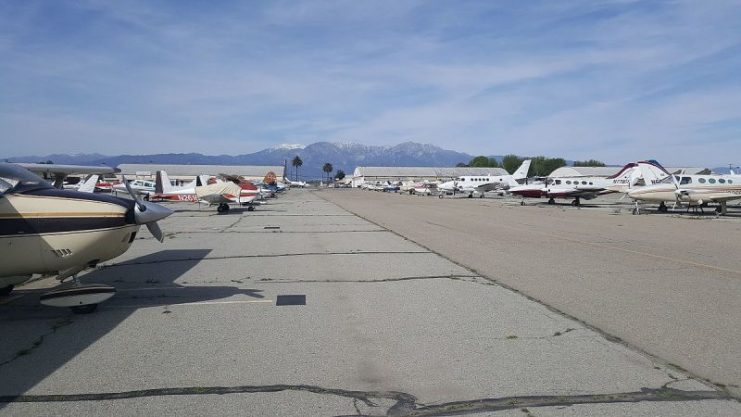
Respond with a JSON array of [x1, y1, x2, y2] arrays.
[[123, 176, 173, 242]]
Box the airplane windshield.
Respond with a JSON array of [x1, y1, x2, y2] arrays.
[[0, 163, 53, 194]]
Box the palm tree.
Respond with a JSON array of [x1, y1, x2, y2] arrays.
[[322, 163, 333, 183], [292, 156, 303, 181]]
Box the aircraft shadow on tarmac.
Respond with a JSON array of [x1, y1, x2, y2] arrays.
[[0, 249, 264, 404]]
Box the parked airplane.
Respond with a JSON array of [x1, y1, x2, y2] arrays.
[[0, 163, 172, 313], [112, 178, 156, 199], [151, 170, 203, 202], [285, 179, 306, 188], [195, 174, 261, 213], [438, 160, 532, 197], [628, 160, 741, 214], [509, 162, 644, 206]]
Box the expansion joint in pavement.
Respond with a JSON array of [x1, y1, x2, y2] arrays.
[[0, 384, 732, 416]]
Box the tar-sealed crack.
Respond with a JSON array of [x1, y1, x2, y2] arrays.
[[0, 384, 732, 416], [101, 251, 433, 269], [255, 274, 481, 284]]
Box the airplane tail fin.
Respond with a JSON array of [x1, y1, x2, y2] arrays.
[[155, 170, 174, 194], [637, 160, 671, 185], [512, 159, 531, 180], [507, 159, 531, 187], [77, 174, 99, 193]]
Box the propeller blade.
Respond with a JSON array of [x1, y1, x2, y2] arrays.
[[122, 176, 145, 211], [146, 222, 165, 242]]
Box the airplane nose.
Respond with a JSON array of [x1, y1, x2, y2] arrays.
[[133, 201, 173, 225]]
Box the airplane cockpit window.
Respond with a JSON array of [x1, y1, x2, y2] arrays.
[[0, 164, 52, 194], [555, 179, 562, 185], [0, 177, 16, 194], [680, 177, 692, 185]]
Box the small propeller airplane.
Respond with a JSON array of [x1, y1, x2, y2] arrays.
[[0, 163, 172, 313], [628, 160, 741, 214]]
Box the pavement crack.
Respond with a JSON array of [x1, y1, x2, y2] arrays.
[[0, 385, 731, 416], [0, 317, 73, 368], [256, 274, 481, 284], [102, 251, 432, 268]]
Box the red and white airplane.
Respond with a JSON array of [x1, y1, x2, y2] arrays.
[[509, 162, 644, 206], [153, 170, 261, 213]]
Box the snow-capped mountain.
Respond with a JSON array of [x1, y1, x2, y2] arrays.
[[3, 141, 475, 180]]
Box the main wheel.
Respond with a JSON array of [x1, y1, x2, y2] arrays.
[[217, 203, 230, 214], [0, 285, 13, 296], [548, 198, 556, 205], [70, 304, 98, 314], [247, 206, 255, 212]]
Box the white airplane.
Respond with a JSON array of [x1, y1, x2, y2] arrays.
[[509, 162, 644, 206], [112, 178, 156, 198], [628, 160, 741, 214], [0, 163, 172, 313], [438, 160, 532, 197], [62, 174, 100, 193], [285, 178, 306, 188]]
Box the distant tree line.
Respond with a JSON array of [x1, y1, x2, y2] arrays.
[[457, 155, 605, 177]]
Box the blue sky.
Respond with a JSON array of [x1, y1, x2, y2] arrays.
[[1, 0, 740, 166]]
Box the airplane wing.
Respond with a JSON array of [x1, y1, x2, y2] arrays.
[[677, 189, 741, 203], [17, 163, 117, 188]]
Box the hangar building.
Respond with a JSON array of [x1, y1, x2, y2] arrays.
[[351, 166, 509, 188], [116, 164, 285, 183]]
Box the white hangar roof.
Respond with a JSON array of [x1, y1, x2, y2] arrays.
[[353, 166, 509, 179], [117, 164, 284, 178]]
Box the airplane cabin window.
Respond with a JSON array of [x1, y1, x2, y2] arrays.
[[699, 178, 706, 183], [719, 179, 726, 184], [709, 178, 716, 184], [565, 180, 571, 184], [729, 179, 734, 184], [581, 181, 587, 185]]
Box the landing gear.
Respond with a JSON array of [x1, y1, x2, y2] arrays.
[[548, 198, 556, 205], [632, 202, 640, 215], [658, 202, 668, 213], [571, 198, 581, 207], [716, 202, 728, 215], [217, 203, 230, 214], [40, 276, 115, 314], [247, 206, 255, 212], [0, 285, 13, 296]]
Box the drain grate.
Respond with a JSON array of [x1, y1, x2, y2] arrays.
[[276, 295, 306, 306]]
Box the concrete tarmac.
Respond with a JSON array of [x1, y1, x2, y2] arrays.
[[1, 189, 740, 416], [320, 189, 741, 397]]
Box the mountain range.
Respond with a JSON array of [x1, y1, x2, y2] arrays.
[[3, 142, 479, 180]]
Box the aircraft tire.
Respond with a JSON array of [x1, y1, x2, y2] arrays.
[[70, 304, 98, 314], [247, 206, 255, 212], [217, 203, 230, 214], [0, 285, 13, 296]]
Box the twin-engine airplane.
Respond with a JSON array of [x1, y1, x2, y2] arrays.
[[628, 160, 741, 214], [0, 163, 172, 313], [509, 162, 645, 206]]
